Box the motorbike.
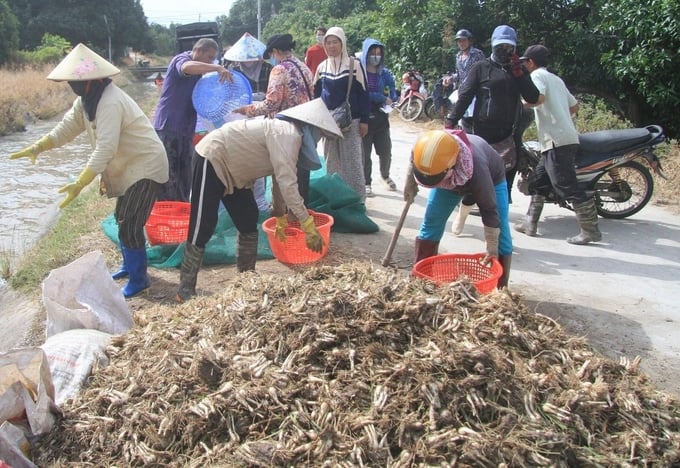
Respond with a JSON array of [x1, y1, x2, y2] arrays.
[[517, 124, 667, 219], [395, 70, 428, 122]]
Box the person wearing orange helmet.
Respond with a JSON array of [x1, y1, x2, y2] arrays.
[[403, 129, 513, 288]]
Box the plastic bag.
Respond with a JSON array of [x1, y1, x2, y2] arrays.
[[40, 329, 112, 405], [0, 348, 57, 436], [41, 251, 133, 338]]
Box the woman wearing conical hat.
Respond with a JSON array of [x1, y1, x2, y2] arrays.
[[9, 43, 169, 298], [176, 99, 341, 302]]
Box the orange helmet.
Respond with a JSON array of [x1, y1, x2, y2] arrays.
[[412, 130, 460, 186]]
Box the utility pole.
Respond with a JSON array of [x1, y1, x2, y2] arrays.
[[103, 15, 112, 62], [257, 0, 262, 40]]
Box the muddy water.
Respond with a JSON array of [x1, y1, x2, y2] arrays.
[[0, 80, 160, 351]]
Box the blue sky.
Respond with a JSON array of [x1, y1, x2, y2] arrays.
[[140, 0, 236, 26]]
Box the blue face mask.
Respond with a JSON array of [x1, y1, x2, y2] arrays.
[[368, 55, 381, 66], [269, 57, 278, 66]]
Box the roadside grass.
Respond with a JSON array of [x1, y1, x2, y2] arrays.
[[0, 65, 74, 136], [8, 189, 115, 295]]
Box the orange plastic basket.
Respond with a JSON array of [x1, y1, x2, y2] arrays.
[[145, 201, 191, 245], [262, 211, 334, 264], [412, 253, 503, 294]]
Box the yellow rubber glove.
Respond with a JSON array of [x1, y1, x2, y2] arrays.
[[301, 216, 324, 253], [58, 167, 97, 209], [274, 215, 288, 242], [9, 135, 55, 165]]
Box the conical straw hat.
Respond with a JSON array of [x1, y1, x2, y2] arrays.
[[278, 99, 342, 138], [47, 43, 120, 81], [223, 32, 266, 62]]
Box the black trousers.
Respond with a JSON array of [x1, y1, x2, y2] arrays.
[[186, 155, 259, 248], [115, 179, 160, 249], [362, 113, 392, 185], [531, 144, 589, 204]]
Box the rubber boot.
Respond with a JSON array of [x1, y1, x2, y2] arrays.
[[567, 199, 602, 245], [111, 245, 128, 280], [514, 195, 545, 237], [121, 247, 150, 298], [176, 243, 205, 302], [497, 254, 512, 289], [414, 237, 439, 264], [452, 203, 473, 236], [237, 231, 258, 272]]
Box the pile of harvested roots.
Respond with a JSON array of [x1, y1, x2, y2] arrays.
[[34, 262, 680, 466]]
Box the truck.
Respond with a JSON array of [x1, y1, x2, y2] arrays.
[[174, 21, 220, 54]]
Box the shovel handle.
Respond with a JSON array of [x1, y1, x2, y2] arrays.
[[381, 200, 413, 266]]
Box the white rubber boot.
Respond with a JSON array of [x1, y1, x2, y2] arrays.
[[452, 203, 473, 236]]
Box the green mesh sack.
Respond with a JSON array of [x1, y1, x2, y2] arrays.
[[308, 173, 361, 209], [101, 210, 274, 269], [308, 174, 379, 233]]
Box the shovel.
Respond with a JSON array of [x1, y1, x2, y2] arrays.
[[381, 200, 413, 266]]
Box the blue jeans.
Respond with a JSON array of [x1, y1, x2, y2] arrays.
[[418, 182, 512, 255]]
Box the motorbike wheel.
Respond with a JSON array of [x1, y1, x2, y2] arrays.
[[399, 98, 424, 122], [424, 98, 437, 120], [591, 160, 654, 219]]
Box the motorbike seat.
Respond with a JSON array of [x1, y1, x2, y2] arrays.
[[578, 128, 650, 155]]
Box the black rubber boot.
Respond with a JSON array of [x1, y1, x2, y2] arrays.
[[414, 237, 439, 263], [497, 254, 512, 289], [176, 243, 205, 302], [514, 195, 545, 237], [237, 231, 258, 272]]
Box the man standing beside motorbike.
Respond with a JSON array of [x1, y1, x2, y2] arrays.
[[515, 45, 602, 244], [446, 25, 539, 231]]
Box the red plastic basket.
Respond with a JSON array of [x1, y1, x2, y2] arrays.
[[412, 253, 503, 294], [145, 201, 191, 245], [262, 211, 334, 264]]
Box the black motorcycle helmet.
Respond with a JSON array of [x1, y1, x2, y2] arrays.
[[455, 29, 473, 40]]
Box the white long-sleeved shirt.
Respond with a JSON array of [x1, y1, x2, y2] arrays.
[[195, 118, 310, 223], [49, 84, 168, 197]]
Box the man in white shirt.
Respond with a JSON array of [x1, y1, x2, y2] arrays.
[[517, 45, 602, 245]]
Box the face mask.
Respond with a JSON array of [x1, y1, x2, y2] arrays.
[[316, 35, 324, 44], [492, 45, 514, 64], [68, 81, 87, 96], [368, 55, 381, 66], [269, 57, 278, 66], [240, 61, 257, 71]]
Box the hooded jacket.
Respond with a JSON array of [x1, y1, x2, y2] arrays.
[[313, 27, 370, 124], [360, 38, 398, 110]]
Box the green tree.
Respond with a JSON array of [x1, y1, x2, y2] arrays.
[[218, 0, 283, 44], [598, 0, 680, 135], [0, 0, 19, 64], [16, 33, 71, 64], [148, 23, 175, 56], [12, 0, 150, 61]]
